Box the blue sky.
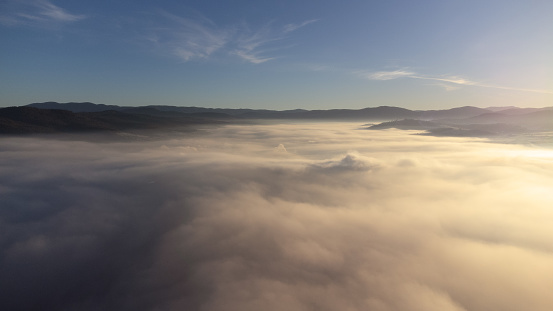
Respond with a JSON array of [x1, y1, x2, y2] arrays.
[[1, 0, 552, 109]]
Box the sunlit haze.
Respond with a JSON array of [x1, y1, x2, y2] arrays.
[[1, 1, 553, 310], [2, 123, 553, 310]]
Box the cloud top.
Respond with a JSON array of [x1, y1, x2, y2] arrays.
[[1, 123, 553, 310]]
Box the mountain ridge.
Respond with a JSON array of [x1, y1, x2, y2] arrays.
[[26, 102, 496, 120], [0, 106, 227, 134], [1, 102, 551, 137]]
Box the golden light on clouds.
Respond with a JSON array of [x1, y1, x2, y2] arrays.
[[1, 123, 552, 310]]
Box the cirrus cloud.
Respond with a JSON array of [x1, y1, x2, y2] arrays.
[[0, 0, 85, 27], [357, 68, 553, 94], [142, 13, 318, 64]]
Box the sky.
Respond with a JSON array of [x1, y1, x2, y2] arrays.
[[2, 123, 553, 310], [1, 0, 552, 109]]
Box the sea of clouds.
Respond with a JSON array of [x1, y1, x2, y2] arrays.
[[1, 123, 553, 311]]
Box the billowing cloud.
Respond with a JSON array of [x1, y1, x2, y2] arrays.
[[1, 123, 553, 311]]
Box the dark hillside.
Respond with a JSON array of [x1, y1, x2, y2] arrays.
[[0, 107, 224, 134]]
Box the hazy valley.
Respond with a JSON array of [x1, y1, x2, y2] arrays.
[[2, 115, 553, 310]]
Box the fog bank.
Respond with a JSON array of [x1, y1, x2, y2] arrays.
[[1, 123, 553, 311]]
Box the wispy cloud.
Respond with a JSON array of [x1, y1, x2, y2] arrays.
[[432, 83, 461, 91], [233, 50, 275, 64], [232, 23, 280, 64], [283, 19, 318, 33], [411, 74, 477, 86], [144, 15, 317, 64], [475, 84, 553, 94], [34, 0, 85, 22], [358, 69, 553, 94], [0, 0, 85, 27], [356, 70, 415, 81], [231, 19, 318, 64], [152, 11, 231, 62]]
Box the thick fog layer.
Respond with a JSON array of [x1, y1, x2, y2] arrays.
[[1, 123, 553, 311]]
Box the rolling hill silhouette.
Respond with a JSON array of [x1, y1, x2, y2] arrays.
[[0, 102, 551, 137], [0, 107, 226, 134]]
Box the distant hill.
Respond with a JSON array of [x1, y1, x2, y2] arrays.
[[463, 110, 553, 130], [485, 106, 519, 112], [366, 108, 550, 137], [0, 107, 113, 133], [23, 102, 496, 120], [488, 107, 553, 115], [5, 102, 551, 137], [28, 102, 124, 112], [0, 107, 225, 134], [416, 106, 490, 119], [138, 105, 488, 120], [367, 119, 444, 130], [120, 107, 235, 119]]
